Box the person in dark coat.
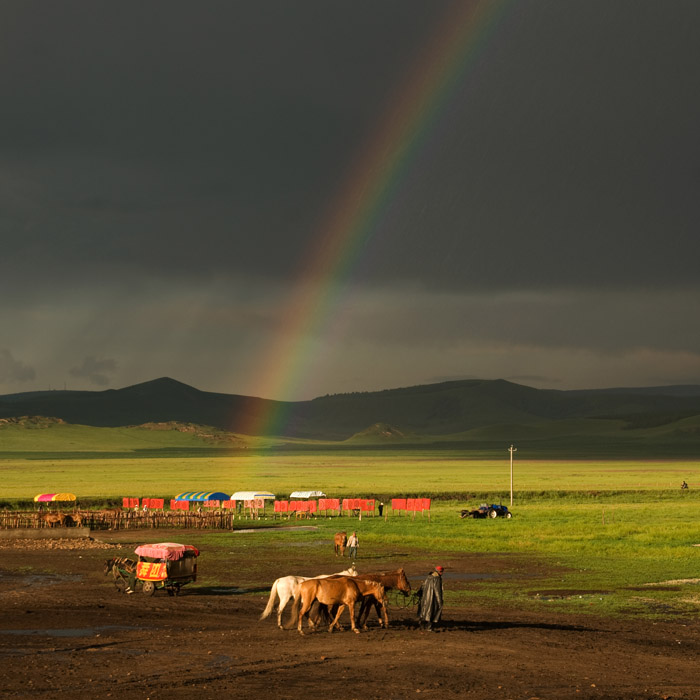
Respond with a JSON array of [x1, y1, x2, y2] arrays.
[[417, 565, 444, 630]]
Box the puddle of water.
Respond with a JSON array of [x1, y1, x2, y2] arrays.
[[0, 573, 80, 587], [626, 586, 680, 592], [444, 572, 500, 581], [284, 540, 327, 547], [0, 625, 138, 638], [528, 590, 611, 600]]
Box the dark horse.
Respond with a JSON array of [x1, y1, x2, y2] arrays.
[[355, 568, 411, 628], [104, 557, 137, 593]]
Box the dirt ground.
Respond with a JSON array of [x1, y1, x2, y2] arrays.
[[0, 530, 698, 700]]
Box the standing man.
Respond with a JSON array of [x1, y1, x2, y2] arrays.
[[347, 531, 359, 559], [378, 502, 384, 517], [417, 565, 444, 631]]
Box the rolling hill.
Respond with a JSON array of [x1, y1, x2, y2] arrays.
[[2, 377, 700, 446]]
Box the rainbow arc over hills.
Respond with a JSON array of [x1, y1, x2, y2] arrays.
[[240, 0, 512, 437]]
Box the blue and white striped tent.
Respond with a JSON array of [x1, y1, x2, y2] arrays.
[[174, 491, 231, 502]]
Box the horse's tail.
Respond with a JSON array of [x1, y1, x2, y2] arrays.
[[287, 590, 303, 628], [259, 581, 279, 620]]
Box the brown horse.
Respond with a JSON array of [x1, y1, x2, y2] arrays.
[[294, 577, 384, 635], [40, 512, 65, 528], [324, 575, 390, 629], [356, 568, 411, 628], [333, 532, 347, 556]]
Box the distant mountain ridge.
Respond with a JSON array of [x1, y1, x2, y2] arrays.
[[2, 376, 700, 440]]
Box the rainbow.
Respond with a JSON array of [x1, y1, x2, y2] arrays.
[[241, 0, 512, 437]]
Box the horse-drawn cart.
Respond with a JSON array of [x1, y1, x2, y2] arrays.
[[133, 542, 200, 596]]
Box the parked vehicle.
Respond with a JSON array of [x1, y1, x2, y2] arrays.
[[460, 503, 512, 519]]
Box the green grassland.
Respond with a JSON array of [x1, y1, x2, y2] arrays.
[[0, 453, 695, 500], [2, 421, 700, 620], [0, 449, 697, 500]]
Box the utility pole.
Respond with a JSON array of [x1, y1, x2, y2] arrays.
[[508, 444, 517, 507]]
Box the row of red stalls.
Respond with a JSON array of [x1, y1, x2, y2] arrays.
[[36, 491, 431, 517], [121, 490, 431, 517], [123, 491, 276, 515], [273, 496, 431, 515]]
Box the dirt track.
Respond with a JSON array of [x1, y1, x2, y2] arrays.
[[0, 531, 698, 700]]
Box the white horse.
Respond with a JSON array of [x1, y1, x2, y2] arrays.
[[260, 566, 357, 629]]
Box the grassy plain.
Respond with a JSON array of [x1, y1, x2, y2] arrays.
[[1, 424, 699, 620], [0, 449, 698, 500]]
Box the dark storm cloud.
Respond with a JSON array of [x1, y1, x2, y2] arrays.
[[69, 356, 117, 387], [359, 0, 700, 292], [0, 0, 440, 287], [2, 1, 700, 397], [0, 350, 36, 384], [2, 0, 697, 294], [335, 287, 700, 356]]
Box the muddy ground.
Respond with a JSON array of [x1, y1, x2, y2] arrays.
[[0, 530, 698, 700]]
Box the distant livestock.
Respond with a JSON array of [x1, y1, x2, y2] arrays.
[[334, 532, 347, 556]]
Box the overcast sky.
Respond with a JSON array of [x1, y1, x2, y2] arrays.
[[2, 0, 699, 400]]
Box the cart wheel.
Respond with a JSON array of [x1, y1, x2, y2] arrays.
[[488, 509, 498, 518], [142, 580, 156, 596], [506, 512, 513, 519]]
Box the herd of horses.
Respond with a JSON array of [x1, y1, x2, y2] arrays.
[[260, 562, 412, 634], [32, 508, 126, 528], [38, 511, 85, 527]]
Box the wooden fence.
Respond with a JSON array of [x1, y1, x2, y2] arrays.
[[0, 510, 251, 531]]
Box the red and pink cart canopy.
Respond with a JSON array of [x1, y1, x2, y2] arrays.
[[134, 542, 200, 561]]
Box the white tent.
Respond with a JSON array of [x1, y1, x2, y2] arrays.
[[230, 491, 275, 501], [289, 490, 326, 499]]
